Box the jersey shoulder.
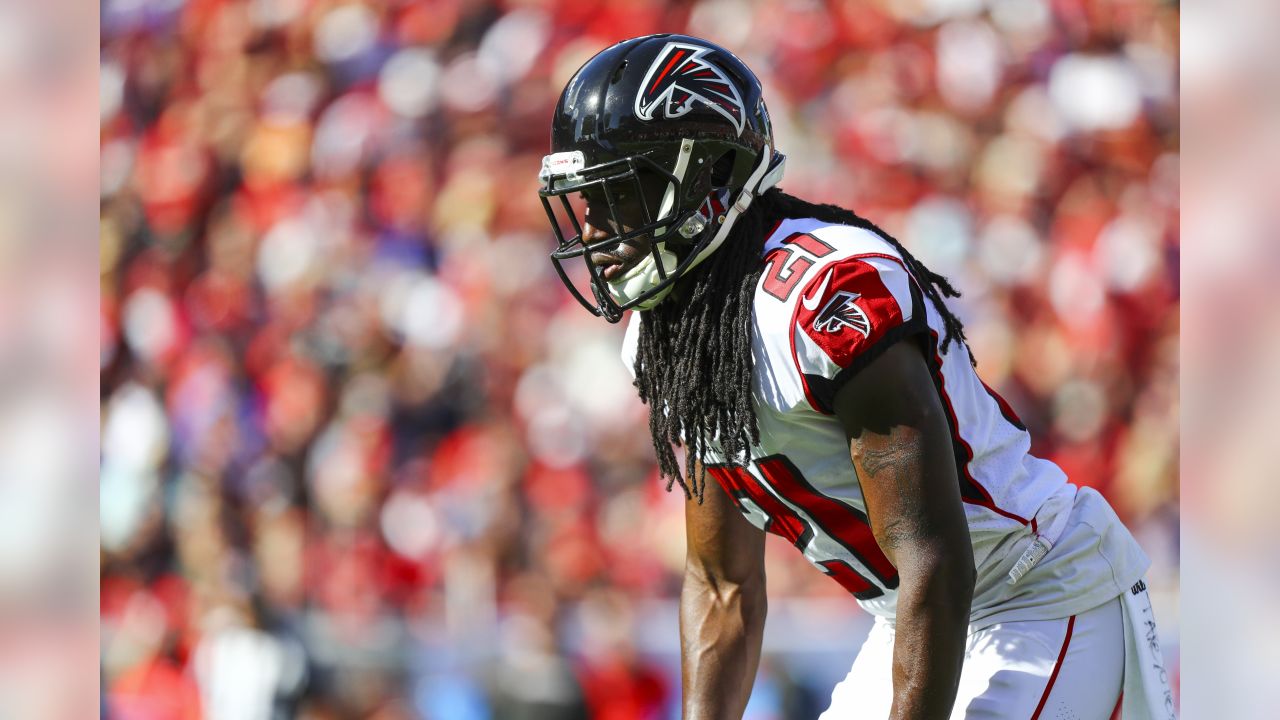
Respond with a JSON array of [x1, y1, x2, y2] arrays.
[[754, 217, 930, 414]]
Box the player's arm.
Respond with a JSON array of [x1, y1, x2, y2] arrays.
[[832, 339, 975, 720], [680, 463, 768, 720]]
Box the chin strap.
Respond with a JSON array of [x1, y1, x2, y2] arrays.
[[606, 246, 679, 310]]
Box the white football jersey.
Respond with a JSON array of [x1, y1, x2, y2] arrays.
[[622, 217, 1149, 629]]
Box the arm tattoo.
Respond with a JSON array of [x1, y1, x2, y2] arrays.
[[875, 517, 916, 551], [858, 444, 906, 479], [855, 431, 923, 480], [853, 432, 928, 551]]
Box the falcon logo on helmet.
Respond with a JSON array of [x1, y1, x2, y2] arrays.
[[813, 291, 872, 337], [634, 42, 746, 136]]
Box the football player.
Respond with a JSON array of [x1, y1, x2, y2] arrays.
[[537, 34, 1175, 720]]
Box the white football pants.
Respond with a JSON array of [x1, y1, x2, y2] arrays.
[[819, 596, 1124, 719]]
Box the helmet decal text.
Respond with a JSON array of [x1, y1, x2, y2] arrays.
[[634, 42, 746, 136]]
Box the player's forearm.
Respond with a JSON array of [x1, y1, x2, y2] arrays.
[[679, 567, 767, 720], [887, 548, 974, 720]]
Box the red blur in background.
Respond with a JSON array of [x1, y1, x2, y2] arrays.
[[100, 1, 1178, 718]]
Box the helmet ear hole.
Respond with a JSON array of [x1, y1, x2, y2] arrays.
[[710, 150, 736, 187], [683, 160, 714, 203], [684, 150, 735, 204]]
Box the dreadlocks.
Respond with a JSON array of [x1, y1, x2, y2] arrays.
[[631, 191, 769, 502], [632, 188, 973, 502]]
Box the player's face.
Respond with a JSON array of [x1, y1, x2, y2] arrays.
[[579, 170, 670, 281], [581, 213, 652, 281]]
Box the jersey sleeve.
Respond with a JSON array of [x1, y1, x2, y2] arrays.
[[790, 254, 928, 413]]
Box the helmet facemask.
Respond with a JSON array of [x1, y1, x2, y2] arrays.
[[539, 138, 780, 322]]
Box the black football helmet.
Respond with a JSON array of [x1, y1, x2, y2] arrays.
[[539, 34, 786, 322]]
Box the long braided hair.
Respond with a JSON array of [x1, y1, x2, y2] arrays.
[[632, 188, 973, 502]]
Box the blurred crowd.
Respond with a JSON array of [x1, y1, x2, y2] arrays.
[[99, 0, 1179, 718]]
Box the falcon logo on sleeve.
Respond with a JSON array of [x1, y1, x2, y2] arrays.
[[634, 42, 745, 136], [790, 255, 921, 409], [813, 291, 871, 337]]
